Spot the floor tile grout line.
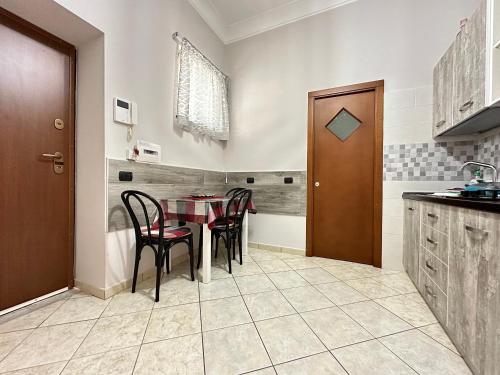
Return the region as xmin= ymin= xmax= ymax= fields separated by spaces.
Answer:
xmin=259 ymin=284 xmax=353 ymax=374
xmin=0 ymin=328 xmax=38 ymax=366
xmin=366 ymin=295 xmax=431 ymax=329
xmin=270 ymin=350 xmax=333 ymax=370
xmin=416 ymin=325 xmax=463 ymax=357
xmin=233 ymin=270 xmax=275 ymax=372
xmin=129 ymin=270 xmax=170 ymax=375
xmin=39 ymin=297 xmax=113 ymax=329
xmin=60 ymin=295 xmax=116 ymax=374
xmin=0 ymin=295 xmax=74 ymax=370
xmin=272 ymin=283 xmax=344 ymax=368
xmin=197 ymin=276 xmax=207 ymax=375
xmin=375 ymin=336 xmax=422 ymax=375
xmin=337 ymin=300 xmax=414 ymax=338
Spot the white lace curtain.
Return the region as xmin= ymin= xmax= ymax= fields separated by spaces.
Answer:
xmin=175 ymin=38 xmax=230 ymax=140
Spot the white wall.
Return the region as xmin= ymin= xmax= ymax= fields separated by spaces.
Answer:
xmin=52 ymin=0 xmax=228 ymax=290
xmin=56 ymin=0 xmax=226 ymax=170
xmin=225 ymin=0 xmax=479 ymax=269
xmin=74 ymin=35 xmax=106 ymax=288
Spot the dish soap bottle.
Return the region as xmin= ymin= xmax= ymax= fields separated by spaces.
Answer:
xmin=470 ymin=169 xmax=484 ymax=185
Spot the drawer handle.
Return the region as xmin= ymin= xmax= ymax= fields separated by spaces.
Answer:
xmin=435 ymin=120 xmax=446 ymax=128
xmin=427 ymin=213 xmax=438 ymax=219
xmin=408 ymin=207 xmax=415 ymax=211
xmin=459 ymin=100 xmax=474 ymax=112
xmin=465 ymin=225 xmax=488 ymax=237
xmin=425 ymin=261 xmax=436 ymax=272
xmin=425 ymin=285 xmax=437 ymax=298
xmin=426 ymin=237 xmax=438 ymax=246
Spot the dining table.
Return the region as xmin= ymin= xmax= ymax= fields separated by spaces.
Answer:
xmin=159 ymin=195 xmax=255 ymax=283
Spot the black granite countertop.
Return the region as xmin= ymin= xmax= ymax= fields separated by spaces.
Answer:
xmin=402 ymin=192 xmax=500 ymax=214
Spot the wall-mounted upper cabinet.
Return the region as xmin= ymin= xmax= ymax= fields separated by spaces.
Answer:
xmin=433 ymin=0 xmax=500 ymax=137
xmin=433 ymin=44 xmax=455 ymax=136
xmin=452 ymin=0 xmax=486 ymax=126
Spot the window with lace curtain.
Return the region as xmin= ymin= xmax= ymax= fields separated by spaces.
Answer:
xmin=175 ymin=38 xmax=230 ymax=141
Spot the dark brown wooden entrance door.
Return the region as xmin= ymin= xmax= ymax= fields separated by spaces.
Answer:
xmin=0 ymin=9 xmax=75 ymax=310
xmin=307 ymin=81 xmax=383 ymax=266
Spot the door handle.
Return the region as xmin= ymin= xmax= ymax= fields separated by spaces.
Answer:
xmin=425 ymin=285 xmax=437 ymax=298
xmin=41 ymin=152 xmax=64 ymax=174
xmin=425 ymin=261 xmax=436 ymax=272
xmin=459 ymin=100 xmax=474 ymax=112
xmin=426 ymin=237 xmax=438 ymax=246
xmin=42 ymin=152 xmax=63 ymax=159
xmin=435 ymin=120 xmax=446 ymax=128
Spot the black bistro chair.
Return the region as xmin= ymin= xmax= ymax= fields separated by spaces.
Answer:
xmin=196 ymin=187 xmax=246 ymax=269
xmin=225 ymin=187 xmax=245 ymax=198
xmin=203 ymin=189 xmax=252 ymax=274
xmin=121 ymin=190 xmax=195 ymax=302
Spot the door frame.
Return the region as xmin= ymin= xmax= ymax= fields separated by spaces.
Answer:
xmin=0 ymin=8 xmax=76 ymax=287
xmin=306 ymin=80 xmax=384 ymax=267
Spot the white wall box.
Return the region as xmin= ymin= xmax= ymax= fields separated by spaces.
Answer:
xmin=433 ymin=0 xmax=500 ymax=136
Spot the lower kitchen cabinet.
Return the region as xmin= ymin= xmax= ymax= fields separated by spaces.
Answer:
xmin=402 ymin=200 xmax=420 ymax=283
xmin=403 ymin=198 xmax=500 ymax=375
xmin=447 ymin=208 xmax=500 ymax=375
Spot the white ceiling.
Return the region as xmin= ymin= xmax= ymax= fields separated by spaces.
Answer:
xmin=209 ymin=0 xmax=294 ymax=25
xmin=188 ymin=0 xmax=357 ymax=44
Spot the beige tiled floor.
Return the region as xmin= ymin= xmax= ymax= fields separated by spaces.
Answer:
xmin=0 ymin=247 xmax=472 ymax=375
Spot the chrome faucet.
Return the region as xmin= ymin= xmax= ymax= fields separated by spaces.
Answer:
xmin=461 ymin=161 xmax=498 ymax=183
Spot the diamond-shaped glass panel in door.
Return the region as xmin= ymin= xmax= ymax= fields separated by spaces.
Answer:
xmin=325 ymin=108 xmax=362 ymax=141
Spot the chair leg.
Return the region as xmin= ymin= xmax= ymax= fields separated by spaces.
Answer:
xmin=232 ymin=235 xmax=236 ymax=260
xmin=238 ymin=230 xmax=243 ymax=265
xmin=215 ymin=233 xmax=219 ymax=259
xmin=155 ymin=252 xmax=162 ymax=303
xmin=211 ymin=232 xmax=215 ymax=257
xmin=197 ymin=229 xmax=203 ymax=270
xmin=188 ymin=236 xmax=195 ymax=281
xmin=132 ymin=244 xmax=142 ymax=293
xmin=226 ymin=231 xmax=232 ymax=274
xmin=198 ymin=223 xmax=203 ymax=258
xmin=166 ymin=249 xmax=170 ymax=274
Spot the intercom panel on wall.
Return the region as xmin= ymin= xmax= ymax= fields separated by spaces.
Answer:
xmin=113 ymin=97 xmax=138 ymax=126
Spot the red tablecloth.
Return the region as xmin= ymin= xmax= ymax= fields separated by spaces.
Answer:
xmin=160 ymin=196 xmax=255 ymax=229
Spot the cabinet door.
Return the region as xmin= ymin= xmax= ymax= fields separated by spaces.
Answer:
xmin=453 ymin=0 xmax=486 ymax=124
xmin=433 ymin=44 xmax=454 ymax=136
xmin=403 ymin=200 xmax=420 ymax=284
xmin=448 ymin=208 xmax=500 ymax=375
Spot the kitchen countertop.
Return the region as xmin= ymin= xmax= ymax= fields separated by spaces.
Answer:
xmin=402 ymin=192 xmax=500 ymax=214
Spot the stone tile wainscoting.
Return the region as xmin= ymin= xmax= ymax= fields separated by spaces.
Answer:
xmin=107 ymin=159 xmax=226 ymax=232
xmin=107 ymin=160 xmax=307 ymax=231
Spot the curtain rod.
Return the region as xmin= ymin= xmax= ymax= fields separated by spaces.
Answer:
xmin=172 ymin=32 xmax=227 ymax=78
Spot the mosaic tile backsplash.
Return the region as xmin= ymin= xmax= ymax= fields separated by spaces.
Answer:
xmin=384 ymin=141 xmax=475 ymax=181
xmin=384 ymin=130 xmax=500 ymax=181
xmin=475 ymin=130 xmax=500 ymax=169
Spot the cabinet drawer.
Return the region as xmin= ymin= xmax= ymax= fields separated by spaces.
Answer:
xmin=422 ymin=202 xmax=449 ymax=234
xmin=421 ymin=224 xmax=448 ymax=264
xmin=419 ymin=271 xmax=448 ymax=325
xmin=420 ymin=248 xmax=448 ymax=293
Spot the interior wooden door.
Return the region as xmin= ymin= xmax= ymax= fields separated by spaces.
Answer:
xmin=307 ymin=81 xmax=383 ymax=266
xmin=0 ymin=9 xmax=75 ymax=311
